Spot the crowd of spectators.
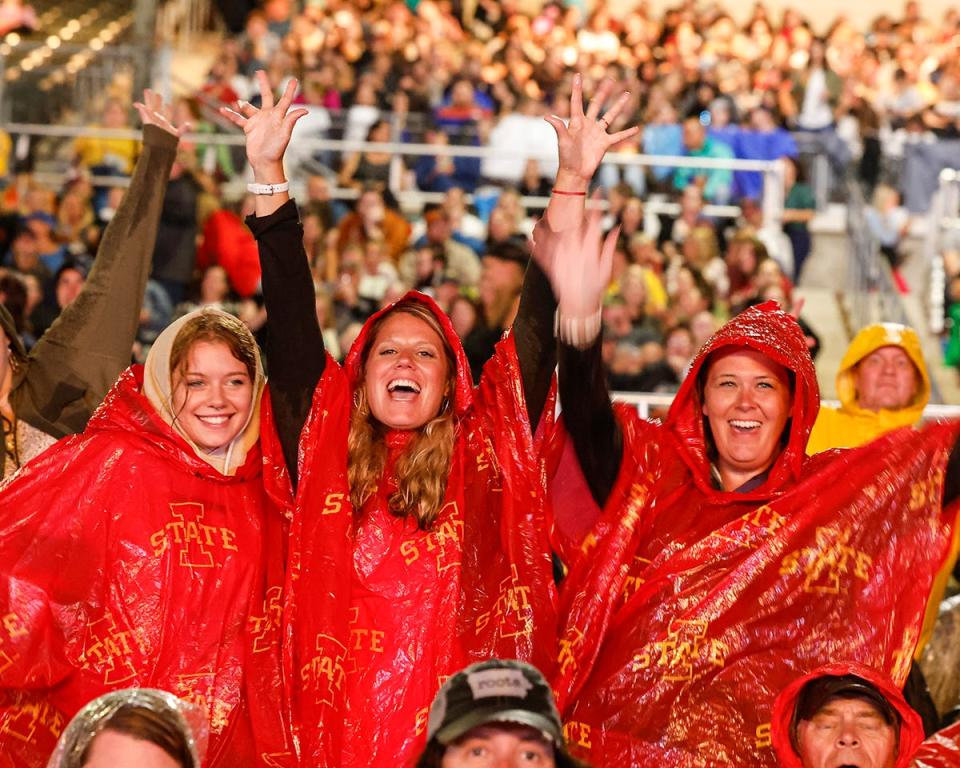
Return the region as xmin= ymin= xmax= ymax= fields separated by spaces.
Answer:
xmin=3 ymin=0 xmax=960 ymax=391
xmin=195 ymin=0 xmax=960 ymax=194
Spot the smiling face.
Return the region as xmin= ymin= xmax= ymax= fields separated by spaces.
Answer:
xmin=440 ymin=724 xmax=556 ymax=768
xmin=701 ymin=348 xmax=793 ymax=490
xmin=854 ymin=346 xmax=919 ymax=412
xmin=171 ymin=340 xmax=254 ymax=451
xmin=363 ymin=310 xmax=451 ymax=431
xmin=796 ymin=698 xmax=897 ymax=768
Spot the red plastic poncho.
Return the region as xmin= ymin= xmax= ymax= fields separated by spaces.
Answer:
xmin=550 ymin=302 xmax=960 ymax=766
xmin=0 ymin=339 xmax=295 ymax=766
xmin=910 ymin=720 xmax=960 ymax=766
xmin=284 ymin=291 xmax=558 ymax=767
xmin=770 ymin=661 xmax=926 ymax=768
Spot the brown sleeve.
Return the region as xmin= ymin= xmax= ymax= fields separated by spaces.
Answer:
xmin=13 ymin=125 xmax=178 ymax=437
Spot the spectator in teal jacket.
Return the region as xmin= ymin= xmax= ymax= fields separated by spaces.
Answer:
xmin=673 ymin=116 xmax=735 ymax=204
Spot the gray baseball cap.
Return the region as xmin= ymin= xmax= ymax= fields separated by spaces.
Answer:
xmin=427 ymin=659 xmax=563 ymax=747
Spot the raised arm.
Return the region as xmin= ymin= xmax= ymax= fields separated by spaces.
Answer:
xmin=515 ymin=75 xmax=638 ymax=435
xmin=526 ymin=75 xmax=636 ymax=504
xmin=221 ymin=72 xmax=322 ymax=486
xmin=533 ymin=195 xmax=625 ymax=507
xmin=14 ymin=92 xmax=183 ymax=438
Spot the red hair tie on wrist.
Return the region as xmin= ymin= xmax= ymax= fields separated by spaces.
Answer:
xmin=551 ymin=189 xmax=587 ymax=196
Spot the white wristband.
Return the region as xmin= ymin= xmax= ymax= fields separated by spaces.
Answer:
xmin=555 ymin=308 xmax=603 ymax=349
xmin=247 ymin=180 xmax=290 ymax=195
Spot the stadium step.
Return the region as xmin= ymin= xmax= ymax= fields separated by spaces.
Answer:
xmin=800 ymin=221 xmax=960 ymax=405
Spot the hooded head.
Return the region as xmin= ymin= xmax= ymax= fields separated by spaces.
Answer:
xmin=143 ymin=308 xmax=264 ymax=477
xmin=836 ymin=324 xmax=929 ymax=418
xmin=771 ymin=662 xmax=925 ymax=768
xmin=345 ymin=291 xmax=468 ymax=426
xmin=665 ymin=302 xmax=819 ymax=495
xmin=47 ymin=688 xmax=208 ymax=768
xmin=344 ymin=291 xmax=471 ymax=528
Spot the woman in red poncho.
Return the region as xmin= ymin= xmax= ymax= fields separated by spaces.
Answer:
xmin=533 ymin=201 xmax=960 ymax=764
xmin=0 ymin=308 xmax=295 ymax=767
xmin=219 ymin=71 xmax=639 ymax=765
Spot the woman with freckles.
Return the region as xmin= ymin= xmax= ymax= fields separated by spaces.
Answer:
xmin=221 ymin=71 xmax=638 ymax=766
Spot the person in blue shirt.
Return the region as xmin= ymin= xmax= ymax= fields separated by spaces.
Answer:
xmin=672 ymin=117 xmax=735 ymax=204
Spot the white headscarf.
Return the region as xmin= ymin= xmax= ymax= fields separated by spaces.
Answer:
xmin=143 ymin=308 xmax=264 ymax=476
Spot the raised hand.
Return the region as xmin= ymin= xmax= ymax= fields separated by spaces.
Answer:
xmin=219 ymin=70 xmax=308 ymax=179
xmin=133 ymin=89 xmax=191 ymax=138
xmin=544 ymin=74 xmax=639 ymax=190
xmin=532 ymin=193 xmax=619 ymax=322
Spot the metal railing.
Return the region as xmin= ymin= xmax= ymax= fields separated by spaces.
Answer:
xmin=842 ymin=175 xmax=945 ymax=403
xmin=926 ymin=169 xmax=960 ymax=335
xmin=844 ymin=177 xmax=909 ymax=332
xmin=793 ymin=130 xmax=846 ymax=210
xmin=0 ymin=42 xmax=141 ymax=123
xmin=0 ymin=121 xmax=788 ymax=224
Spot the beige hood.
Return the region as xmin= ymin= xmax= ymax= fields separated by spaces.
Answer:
xmin=143 ymin=307 xmax=264 ymax=476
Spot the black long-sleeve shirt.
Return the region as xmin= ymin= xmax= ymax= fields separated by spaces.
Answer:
xmin=247 ymin=199 xmax=556 ymax=487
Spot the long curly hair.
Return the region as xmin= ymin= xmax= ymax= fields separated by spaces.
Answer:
xmin=347 ymin=302 xmax=457 ymax=530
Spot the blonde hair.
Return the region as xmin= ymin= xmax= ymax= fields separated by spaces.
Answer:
xmin=347 ymin=302 xmax=457 ymax=530
xmin=685 ymin=226 xmax=720 ymax=267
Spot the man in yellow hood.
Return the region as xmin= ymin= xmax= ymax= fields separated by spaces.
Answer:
xmin=807 ymin=322 xmax=930 ymax=455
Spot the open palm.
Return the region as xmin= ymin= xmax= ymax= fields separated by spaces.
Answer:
xmin=219 ymin=70 xmax=308 ymax=171
xmin=133 ymin=89 xmax=191 ymax=138
xmin=545 ymin=74 xmax=639 ymax=184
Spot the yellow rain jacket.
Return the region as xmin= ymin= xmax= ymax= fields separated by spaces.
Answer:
xmin=809 ymin=323 xmax=956 ymax=658
xmin=807 ymin=322 xmax=930 ymax=455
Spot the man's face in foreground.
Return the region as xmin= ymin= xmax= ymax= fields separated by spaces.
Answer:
xmin=441 ymin=723 xmax=556 ymax=767
xmin=796 ymin=697 xmax=897 ymax=768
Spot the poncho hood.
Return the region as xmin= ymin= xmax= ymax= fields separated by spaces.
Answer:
xmin=771 ymin=662 xmax=926 ymax=768
xmin=664 ymin=301 xmax=820 ymax=495
xmin=142 ymin=307 xmax=265 ymax=476
xmin=835 ymin=322 xmax=930 ymax=417
xmin=343 ymin=290 xmax=473 ymax=418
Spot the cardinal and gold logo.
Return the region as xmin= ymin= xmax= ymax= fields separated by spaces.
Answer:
xmin=149 ymin=502 xmax=239 ymax=568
